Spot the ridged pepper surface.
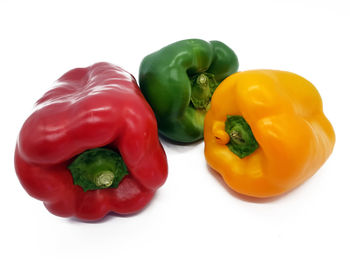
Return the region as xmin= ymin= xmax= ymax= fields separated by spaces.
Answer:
xmin=15 ymin=62 xmax=168 ymax=220
xmin=139 ymin=39 xmax=239 ymax=143
xmin=204 ymin=70 xmax=335 ymax=198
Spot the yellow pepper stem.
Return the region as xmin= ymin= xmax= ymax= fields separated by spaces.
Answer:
xmin=225 ymin=115 xmax=259 ymax=158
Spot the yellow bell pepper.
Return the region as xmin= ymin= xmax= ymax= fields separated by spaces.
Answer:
xmin=204 ymin=70 xmax=335 ymax=198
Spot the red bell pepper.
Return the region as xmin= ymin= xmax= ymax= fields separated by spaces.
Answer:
xmin=14 ymin=62 xmax=168 ymax=221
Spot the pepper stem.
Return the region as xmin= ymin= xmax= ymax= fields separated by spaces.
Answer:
xmin=68 ymin=148 xmax=128 ymax=192
xmin=225 ymin=115 xmax=259 ymax=158
xmin=95 ymin=171 xmax=115 ymax=188
xmin=190 ymin=73 xmax=218 ymax=110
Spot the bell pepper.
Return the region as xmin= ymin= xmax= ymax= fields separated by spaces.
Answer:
xmin=139 ymin=39 xmax=239 ymax=143
xmin=204 ymin=70 xmax=335 ymax=198
xmin=14 ymin=62 xmax=168 ymax=220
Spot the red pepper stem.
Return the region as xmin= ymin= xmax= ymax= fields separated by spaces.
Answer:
xmin=68 ymin=148 xmax=128 ymax=192
xmin=94 ymin=171 xmax=115 ymax=188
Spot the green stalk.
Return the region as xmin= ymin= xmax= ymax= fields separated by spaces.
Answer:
xmin=225 ymin=115 xmax=259 ymax=158
xmin=190 ymin=73 xmax=218 ymax=110
xmin=68 ymin=148 xmax=128 ymax=192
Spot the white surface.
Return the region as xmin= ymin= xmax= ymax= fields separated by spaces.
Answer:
xmin=1 ymin=0 xmax=349 ymax=262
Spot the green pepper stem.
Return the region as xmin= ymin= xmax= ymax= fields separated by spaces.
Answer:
xmin=225 ymin=115 xmax=259 ymax=158
xmin=198 ymin=74 xmax=208 ymax=85
xmin=68 ymin=148 xmax=128 ymax=192
xmin=190 ymin=73 xmax=218 ymax=110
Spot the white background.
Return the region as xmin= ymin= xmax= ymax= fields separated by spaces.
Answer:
xmin=1 ymin=0 xmax=349 ymax=262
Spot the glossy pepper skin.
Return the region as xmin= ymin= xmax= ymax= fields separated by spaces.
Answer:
xmin=15 ymin=62 xmax=168 ymax=221
xmin=204 ymin=70 xmax=335 ymax=198
xmin=139 ymin=39 xmax=239 ymax=143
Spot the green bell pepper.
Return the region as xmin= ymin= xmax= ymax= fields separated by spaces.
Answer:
xmin=139 ymin=39 xmax=239 ymax=143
